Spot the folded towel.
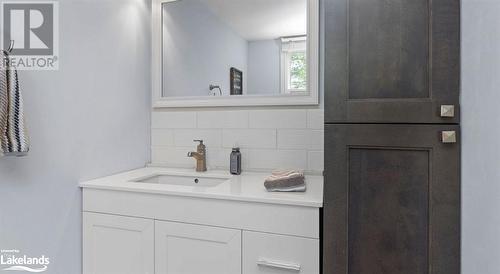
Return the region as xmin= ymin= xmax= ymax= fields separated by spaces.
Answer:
xmin=0 ymin=50 xmax=29 ymax=157
xmin=271 ymin=169 xmax=304 ymax=177
xmin=264 ymin=170 xmax=306 ymax=192
xmin=265 ymin=184 xmax=306 ymax=192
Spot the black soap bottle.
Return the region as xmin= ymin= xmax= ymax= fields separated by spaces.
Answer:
xmin=230 ymin=147 xmax=242 ymax=175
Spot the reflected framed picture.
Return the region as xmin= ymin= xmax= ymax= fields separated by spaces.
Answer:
xmin=230 ymin=67 xmax=243 ymax=95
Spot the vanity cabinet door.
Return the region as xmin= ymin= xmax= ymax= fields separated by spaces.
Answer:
xmin=323 ymin=124 xmax=460 ymax=274
xmin=155 ymin=220 xmax=241 ymax=274
xmin=83 ymin=212 xmax=154 ymax=274
xmin=324 ymin=0 xmax=460 ymax=124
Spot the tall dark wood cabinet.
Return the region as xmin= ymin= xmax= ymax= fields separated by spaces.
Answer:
xmin=323 ymin=0 xmax=461 ymax=273
xmin=324 ymin=0 xmax=460 ymax=124
xmin=323 ymin=125 xmax=460 ymax=274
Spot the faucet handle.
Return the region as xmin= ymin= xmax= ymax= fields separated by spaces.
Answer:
xmin=193 ymin=139 xmax=204 ymax=144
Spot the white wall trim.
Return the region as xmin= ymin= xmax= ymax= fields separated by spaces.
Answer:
xmin=151 ymin=0 xmax=320 ymax=108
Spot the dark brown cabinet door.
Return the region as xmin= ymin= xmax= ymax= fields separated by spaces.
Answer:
xmin=323 ymin=124 xmax=460 ymax=274
xmin=324 ymin=0 xmax=460 ymax=124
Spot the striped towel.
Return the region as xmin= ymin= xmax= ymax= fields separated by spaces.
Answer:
xmin=0 ymin=50 xmax=29 ymax=157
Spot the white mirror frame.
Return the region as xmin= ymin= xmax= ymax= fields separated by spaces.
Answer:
xmin=152 ymin=0 xmax=319 ymax=108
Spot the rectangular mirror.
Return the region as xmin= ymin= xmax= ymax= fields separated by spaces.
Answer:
xmin=152 ymin=0 xmax=319 ymax=108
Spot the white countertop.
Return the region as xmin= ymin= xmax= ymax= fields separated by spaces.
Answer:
xmin=79 ymin=167 xmax=324 ymax=208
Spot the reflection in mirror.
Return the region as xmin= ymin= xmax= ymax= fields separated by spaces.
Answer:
xmin=162 ymin=0 xmax=308 ymax=98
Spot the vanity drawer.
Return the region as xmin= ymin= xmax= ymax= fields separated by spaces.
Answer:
xmin=243 ymin=231 xmax=319 ymax=274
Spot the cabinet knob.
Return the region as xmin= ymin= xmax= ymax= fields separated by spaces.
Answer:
xmin=441 ymin=131 xmax=457 ymax=144
xmin=440 ymin=105 xmax=455 ymax=118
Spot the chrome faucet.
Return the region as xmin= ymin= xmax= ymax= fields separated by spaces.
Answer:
xmin=187 ymin=140 xmax=207 ymax=172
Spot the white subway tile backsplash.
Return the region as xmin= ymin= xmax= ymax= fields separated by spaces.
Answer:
xmin=197 ymin=111 xmax=249 ymax=129
xmin=151 ymin=129 xmax=174 ymax=146
xmin=277 ymin=130 xmax=324 ymax=150
xmin=308 ymin=151 xmax=324 ymax=172
xmin=152 ymin=146 xmax=195 ymax=168
xmin=307 ymin=110 xmax=324 ymax=129
xmin=223 ymin=129 xmax=276 ymax=149
xmin=152 ymin=146 xmax=228 ymax=170
xmin=310 ymin=130 xmax=324 ymax=150
xmin=207 ymin=148 xmax=231 ymax=169
xmin=174 ymin=129 xmax=222 ymax=148
xmin=152 ymin=111 xmax=197 ymax=129
xmin=277 ymin=130 xmax=310 ymax=149
xmin=249 ymin=110 xmax=307 ymax=129
xmin=151 ymin=109 xmax=324 ymax=172
xmin=245 ymin=149 xmax=308 ymax=170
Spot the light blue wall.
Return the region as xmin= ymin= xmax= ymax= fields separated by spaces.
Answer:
xmin=0 ymin=0 xmax=151 ymax=273
xmin=462 ymin=0 xmax=500 ymax=273
xmin=247 ymin=39 xmax=281 ymax=95
xmin=162 ymin=0 xmax=248 ymax=97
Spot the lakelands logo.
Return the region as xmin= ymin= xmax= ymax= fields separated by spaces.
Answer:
xmin=0 ymin=250 xmax=49 ymax=273
xmin=1 ymin=1 xmax=59 ymax=70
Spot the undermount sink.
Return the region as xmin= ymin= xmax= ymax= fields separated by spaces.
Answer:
xmin=131 ymin=174 xmax=230 ymax=187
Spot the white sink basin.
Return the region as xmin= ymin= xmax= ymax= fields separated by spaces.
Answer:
xmin=131 ymin=174 xmax=230 ymax=187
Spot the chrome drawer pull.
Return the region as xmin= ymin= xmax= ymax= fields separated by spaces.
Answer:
xmin=257 ymin=258 xmax=301 ymax=272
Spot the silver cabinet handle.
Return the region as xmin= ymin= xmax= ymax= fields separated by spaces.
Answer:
xmin=441 ymin=131 xmax=457 ymax=143
xmin=257 ymin=258 xmax=301 ymax=271
xmin=440 ymin=105 xmax=455 ymax=118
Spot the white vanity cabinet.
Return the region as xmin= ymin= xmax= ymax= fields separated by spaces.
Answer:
xmin=83 ymin=213 xmax=154 ymax=274
xmin=83 ymin=211 xmax=319 ymax=274
xmin=155 ymin=221 xmax=241 ymax=274
xmin=81 ymin=168 xmax=323 ymax=274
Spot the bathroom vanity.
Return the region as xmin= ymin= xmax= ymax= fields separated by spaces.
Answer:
xmin=81 ymin=0 xmax=325 ymax=273
xmin=80 ymin=168 xmax=323 ymax=274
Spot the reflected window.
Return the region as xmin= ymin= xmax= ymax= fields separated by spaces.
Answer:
xmin=281 ymin=36 xmax=307 ymax=95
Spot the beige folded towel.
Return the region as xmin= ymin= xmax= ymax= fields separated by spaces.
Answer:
xmin=264 ymin=170 xmax=306 ymax=192
xmin=271 ymin=169 xmax=304 ymax=177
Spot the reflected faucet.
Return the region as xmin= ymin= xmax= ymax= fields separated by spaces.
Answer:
xmin=187 ymin=140 xmax=207 ymax=172
xmin=209 ymin=84 xmax=222 ymax=96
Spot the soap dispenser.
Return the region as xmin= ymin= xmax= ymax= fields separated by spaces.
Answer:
xmin=230 ymin=147 xmax=241 ymax=175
